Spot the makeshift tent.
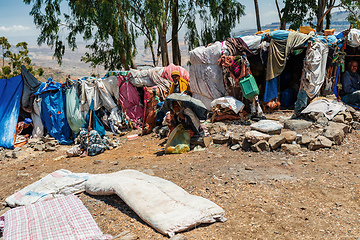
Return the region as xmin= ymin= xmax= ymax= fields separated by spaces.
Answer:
xmin=35 ymin=79 xmax=73 ymax=145
xmin=0 ymin=75 xmax=23 ymax=149
xmin=20 ymin=65 xmax=42 ymax=112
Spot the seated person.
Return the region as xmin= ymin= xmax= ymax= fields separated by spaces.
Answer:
xmin=169 ymin=101 xmax=201 ymax=137
xmin=168 ymin=70 xmax=191 ymax=94
xmin=16 ymin=118 xmax=33 ymax=136
xmin=341 ymin=60 xmax=360 ymax=104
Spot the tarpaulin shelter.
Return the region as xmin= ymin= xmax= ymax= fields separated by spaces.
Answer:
xmin=35 ymin=79 xmax=73 ymax=144
xmin=0 ymin=75 xmax=23 ymax=149
xmin=20 ymin=65 xmax=42 ymax=112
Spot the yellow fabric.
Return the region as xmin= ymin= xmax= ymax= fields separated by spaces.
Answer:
xmin=171 ymin=70 xmax=180 ymax=76
xmin=169 ymin=78 xmax=190 ymax=95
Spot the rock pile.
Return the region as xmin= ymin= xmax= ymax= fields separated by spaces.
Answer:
xmin=203 ymin=107 xmax=358 ymax=155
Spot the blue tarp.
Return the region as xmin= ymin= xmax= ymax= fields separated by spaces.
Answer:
xmin=40 ymin=87 xmax=73 ymax=144
xmin=83 ymin=100 xmax=105 ymax=137
xmin=0 ymin=75 xmax=23 ymax=149
xmin=34 ymin=78 xmax=62 ymax=95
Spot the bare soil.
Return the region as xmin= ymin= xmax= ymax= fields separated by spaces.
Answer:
xmin=1 ymin=113 xmax=360 ymax=239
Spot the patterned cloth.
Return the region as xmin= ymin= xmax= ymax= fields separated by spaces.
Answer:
xmin=0 ymin=195 xmax=112 ymax=240
xmin=75 ymin=128 xmax=107 ymax=156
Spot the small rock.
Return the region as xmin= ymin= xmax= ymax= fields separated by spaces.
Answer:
xmin=251 ymin=140 xmax=270 ymax=152
xmin=93 ymin=160 xmax=103 ymax=164
xmin=327 ymin=122 xmax=349 ymax=133
xmin=339 ymin=111 xmax=353 ymax=122
xmin=308 ymin=136 xmax=333 ymax=150
xmin=231 ymin=144 xmax=241 ymax=151
xmin=316 ymin=116 xmax=329 ymax=127
xmin=323 ymin=126 xmax=345 ymax=145
xmin=351 ymin=121 xmax=360 ymax=130
xmin=268 ymin=135 xmax=286 ymax=150
xmin=108 ymin=146 xmax=113 ymax=150
xmin=12 ymin=151 xmax=21 ymax=159
xmin=250 ymin=120 xmax=283 ymax=135
xmin=33 ymin=143 xmax=45 ymax=151
xmin=245 ymin=166 xmax=253 ymax=171
xmin=332 ymin=114 xmax=345 ymax=123
xmin=5 ymin=152 xmax=12 ymax=158
xmin=280 ymin=131 xmax=297 ymax=143
xmin=284 ymin=119 xmax=312 ymax=130
xmin=53 ymin=155 xmax=67 ymax=161
xmin=113 ymin=161 xmax=119 ymax=165
xmin=212 ymin=134 xmax=229 ymax=144
xmin=170 ymin=234 xmax=187 ymax=240
xmin=296 ymin=135 xmax=313 ymax=145
xmin=245 ymin=130 xmax=270 ymax=144
xmin=45 ymin=146 xmax=56 ymax=152
xmin=230 ymin=132 xmax=245 ymax=145
xmin=281 ymin=144 xmax=301 ymax=155
xmin=308 ymin=112 xmax=325 ymax=122
xmin=142 ymin=169 xmax=155 ymax=176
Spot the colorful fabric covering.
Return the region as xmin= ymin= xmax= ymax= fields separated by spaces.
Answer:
xmin=0 ymin=195 xmax=111 ymax=240
xmin=0 ymin=75 xmax=23 ymax=149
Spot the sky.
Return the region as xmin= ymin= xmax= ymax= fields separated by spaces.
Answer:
xmin=0 ymin=0 xmax=281 ymax=45
xmin=0 ymin=0 xmax=281 ymax=72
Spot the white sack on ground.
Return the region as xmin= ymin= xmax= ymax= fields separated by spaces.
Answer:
xmin=347 ymin=29 xmax=360 ymax=47
xmin=85 ymin=170 xmax=226 ymax=237
xmin=211 ymin=96 xmax=244 ymax=114
xmin=301 ymin=98 xmax=347 ymax=120
xmin=301 ymin=39 xmax=329 ymax=99
xmin=6 ymin=169 xmax=89 ymax=207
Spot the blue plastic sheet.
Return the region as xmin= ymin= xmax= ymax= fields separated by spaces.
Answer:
xmin=83 ymin=100 xmax=105 ymax=137
xmin=40 ymin=88 xmax=73 ymax=144
xmin=34 ymin=78 xmax=62 ymax=95
xmin=263 ymin=77 xmax=278 ymax=102
xmin=270 ymin=30 xmax=289 ymax=41
xmin=0 ymin=75 xmax=23 ymax=149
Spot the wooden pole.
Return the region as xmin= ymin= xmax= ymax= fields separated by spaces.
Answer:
xmin=86 ymin=109 xmax=93 ymax=156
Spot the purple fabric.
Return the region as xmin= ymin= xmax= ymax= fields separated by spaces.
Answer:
xmin=117 ymin=75 xmax=144 ymax=122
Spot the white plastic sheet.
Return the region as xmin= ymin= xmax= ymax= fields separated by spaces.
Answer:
xmin=129 ymin=69 xmax=154 ymax=87
xmin=347 ymin=29 xmax=360 ymax=47
xmin=30 ymin=98 xmax=44 ymax=138
xmin=301 ymin=39 xmax=329 ymax=99
xmin=211 ymin=96 xmax=244 ymax=114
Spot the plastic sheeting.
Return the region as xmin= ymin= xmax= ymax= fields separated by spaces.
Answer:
xmin=189 ymin=41 xmax=228 ymax=109
xmin=83 ymin=100 xmax=105 ymax=137
xmin=118 ymin=76 xmax=144 ymax=123
xmin=20 ymin=65 xmax=41 ymax=112
xmin=347 ymin=29 xmax=360 ymax=47
xmin=81 ymin=80 xmax=102 ymax=112
xmin=40 ymin=88 xmax=73 ymax=144
xmin=161 ymin=63 xmax=190 ymax=82
xmin=239 ymin=35 xmax=262 ymax=50
xmin=34 ymin=78 xmax=62 ymax=95
xmin=30 ymin=98 xmax=44 ymax=138
xmin=0 ymin=75 xmax=23 ymax=149
xmin=211 ymin=96 xmax=244 ymax=114
xmin=101 ymin=76 xmax=119 ymax=101
xmin=301 ymin=39 xmax=329 ymax=98
xmin=66 ymin=86 xmax=86 ymax=134
xmin=129 ymin=69 xmax=153 ymax=87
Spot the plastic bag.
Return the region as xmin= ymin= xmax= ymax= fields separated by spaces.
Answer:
xmin=165 ymin=124 xmax=190 ymax=154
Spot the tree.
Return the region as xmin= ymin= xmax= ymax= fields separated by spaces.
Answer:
xmin=0 ymin=37 xmax=11 ymax=67
xmin=254 ymin=0 xmax=261 ymax=31
xmin=0 ymin=37 xmax=42 ymax=79
xmin=186 ymin=0 xmax=245 ymax=48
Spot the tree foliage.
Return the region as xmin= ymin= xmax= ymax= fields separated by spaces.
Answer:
xmin=0 ymin=37 xmax=44 ymax=79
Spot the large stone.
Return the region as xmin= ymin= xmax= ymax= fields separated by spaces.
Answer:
xmin=230 ymin=132 xmax=245 ymax=145
xmin=308 ymin=136 xmax=333 ymax=150
xmin=308 ymin=112 xmax=325 ymax=122
xmin=41 ymin=135 xmax=56 ymax=143
xmin=332 ymin=114 xmax=345 ymax=123
xmin=327 ymin=122 xmax=350 ymax=133
xmin=251 ymin=140 xmax=270 ymax=152
xmin=296 ymin=135 xmax=314 ymax=145
xmin=351 ymin=111 xmax=360 ymax=122
xmin=323 ymin=126 xmax=345 ymax=145
xmin=280 ymin=131 xmax=297 ymax=143
xmin=268 ymin=135 xmax=286 ymax=150
xmin=212 ymin=134 xmax=229 ymax=144
xmin=316 ymin=116 xmax=329 ymax=127
xmin=250 ymin=120 xmax=283 ymax=135
xmin=281 ymin=144 xmax=301 ymax=155
xmin=245 ymin=130 xmax=271 ymax=144
xmin=190 ymin=136 xmax=211 ymax=148
xmin=33 ymin=142 xmax=45 ymax=151
xmin=284 ymin=119 xmax=312 ymax=130
xmin=341 ymin=111 xmax=353 ymax=122
xmin=209 ymin=122 xmax=227 ymax=134
xmin=5 ymin=152 xmax=12 ymax=158
xmin=351 ymin=121 xmax=360 ymax=130
xmin=45 ymin=146 xmax=56 ymax=152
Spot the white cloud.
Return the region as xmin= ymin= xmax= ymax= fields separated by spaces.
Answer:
xmin=0 ymin=25 xmax=31 ymax=32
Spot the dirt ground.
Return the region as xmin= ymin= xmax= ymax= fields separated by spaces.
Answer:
xmin=1 ymin=111 xmax=360 ymax=239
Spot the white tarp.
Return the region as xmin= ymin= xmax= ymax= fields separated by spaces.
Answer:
xmin=81 ymin=80 xmax=102 ymax=111
xmin=30 ymin=98 xmax=44 ymax=138
xmin=240 ymin=35 xmax=262 ymax=50
xmin=101 ymin=76 xmax=119 ymax=101
xmin=301 ymin=39 xmax=329 ymax=99
xmin=211 ymin=96 xmax=244 ymax=114
xmin=190 ymin=42 xmax=228 ymax=109
xmin=347 ymin=28 xmax=360 ymax=47
xmin=301 ymin=98 xmax=347 ymax=120
xmin=129 ymin=69 xmax=154 ymax=87
xmin=6 ymin=169 xmax=226 ymax=237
